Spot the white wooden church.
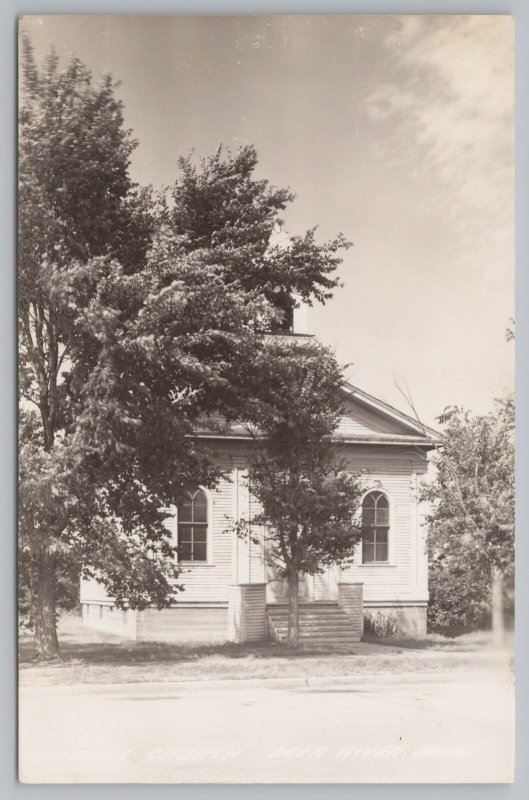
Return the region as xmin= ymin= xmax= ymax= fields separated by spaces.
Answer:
xmin=81 ymin=228 xmax=440 ymax=645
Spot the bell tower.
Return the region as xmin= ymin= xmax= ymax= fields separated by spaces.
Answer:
xmin=268 ymin=223 xmax=310 ymax=336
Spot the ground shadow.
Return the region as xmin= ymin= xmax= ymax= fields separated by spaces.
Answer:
xmin=18 ymin=635 xmax=371 ymax=668
xmin=19 ymin=616 xmax=495 ymax=670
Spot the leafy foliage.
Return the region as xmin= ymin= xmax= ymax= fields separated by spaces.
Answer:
xmin=165 ymin=147 xmax=349 ymax=328
xmin=18 ymin=42 xmax=350 ymax=656
xmin=427 ymin=560 xmax=491 ymax=633
xmin=363 ymin=612 xmax=398 ymax=639
xmin=424 ymin=396 xmax=515 ymax=633
xmin=227 ymin=339 xmax=362 ymax=645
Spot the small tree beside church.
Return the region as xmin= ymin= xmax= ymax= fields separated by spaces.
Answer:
xmin=230 ymin=338 xmax=363 ymax=648
xmin=423 ymin=396 xmax=515 ymax=639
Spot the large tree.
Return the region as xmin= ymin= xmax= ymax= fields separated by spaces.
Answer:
xmin=423 ymin=396 xmax=515 ymax=639
xmin=229 ymin=339 xmax=363 ymax=648
xmin=19 ymin=43 xmax=350 ymax=658
xmin=18 ymin=41 xmax=160 ymax=657
xmin=165 ymin=145 xmax=349 ymax=330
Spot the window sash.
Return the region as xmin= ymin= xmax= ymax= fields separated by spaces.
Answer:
xmin=177 ymin=522 xmax=208 ymax=562
xmin=362 ymin=525 xmax=389 ymax=563
xmin=179 ymin=490 xmax=207 ymax=523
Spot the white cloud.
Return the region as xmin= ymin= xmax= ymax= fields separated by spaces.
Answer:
xmin=363 ymin=16 xmax=514 ymax=257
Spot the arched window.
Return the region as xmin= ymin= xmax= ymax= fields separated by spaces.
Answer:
xmin=177 ymin=489 xmax=208 ymax=562
xmin=361 ymin=491 xmax=389 ymax=563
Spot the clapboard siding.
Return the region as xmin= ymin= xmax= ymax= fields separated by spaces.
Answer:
xmin=248 ymin=486 xmax=266 ymax=584
xmin=80 ymin=437 xmax=430 ymax=632
xmin=243 ymin=585 xmax=268 ymax=641
xmin=228 ymin=584 xmax=267 ymax=642
xmin=336 ymin=397 xmax=418 ymax=437
xmin=82 ymin=603 xmax=138 ymax=639
xmin=169 ymin=465 xmax=233 ymax=602
xmin=172 ymin=445 xmax=266 ymax=602
xmin=80 ymin=577 xmax=113 ymax=604
xmin=337 ymin=583 xmax=364 ymax=635
xmin=137 ymin=606 xmax=227 ymax=642
xmin=199 ymin=396 xmax=427 ymax=441
xmin=339 ymin=445 xmax=429 ymax=603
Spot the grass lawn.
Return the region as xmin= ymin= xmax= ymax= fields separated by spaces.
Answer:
xmin=19 ymin=614 xmax=513 ymax=687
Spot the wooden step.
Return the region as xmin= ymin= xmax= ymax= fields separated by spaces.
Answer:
xmin=268 ymin=611 xmax=352 ymax=620
xmin=271 ymin=624 xmax=353 ymax=630
xmin=274 ymin=634 xmax=361 ymax=644
xmin=268 ymin=603 xmax=342 ymax=610
xmin=268 ymin=609 xmax=350 ymax=616
xmin=268 ymin=613 xmax=350 ymax=620
xmin=267 ymin=602 xmax=362 ymax=644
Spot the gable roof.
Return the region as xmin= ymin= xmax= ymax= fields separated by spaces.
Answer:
xmin=337 ymin=382 xmax=442 ymax=448
xmin=195 ymin=380 xmax=442 ymax=450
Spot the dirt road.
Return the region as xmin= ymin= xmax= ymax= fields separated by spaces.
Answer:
xmin=19 ymin=668 xmax=514 ymax=783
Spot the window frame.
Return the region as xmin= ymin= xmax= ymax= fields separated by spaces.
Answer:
xmin=174 ymin=488 xmax=213 ymax=565
xmin=360 ymin=490 xmax=392 ymax=565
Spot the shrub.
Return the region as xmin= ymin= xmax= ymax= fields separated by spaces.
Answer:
xmin=364 ymin=611 xmax=398 ymax=639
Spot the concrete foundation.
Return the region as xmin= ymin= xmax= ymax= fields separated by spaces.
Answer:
xmin=82 ymin=602 xmax=138 ymax=640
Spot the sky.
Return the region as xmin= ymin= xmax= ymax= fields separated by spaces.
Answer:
xmin=20 ymin=14 xmax=515 ymax=428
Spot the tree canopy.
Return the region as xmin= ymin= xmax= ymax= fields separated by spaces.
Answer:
xmin=423 ymin=396 xmax=515 ymax=633
xmin=228 ymin=338 xmax=363 ymax=647
xmin=165 ymin=147 xmax=349 ymax=328
xmin=18 ymin=41 xmax=351 ymax=657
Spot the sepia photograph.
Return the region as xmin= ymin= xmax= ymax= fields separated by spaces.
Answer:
xmin=18 ymin=14 xmax=515 ymax=783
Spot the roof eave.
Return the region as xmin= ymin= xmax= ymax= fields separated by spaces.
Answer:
xmin=194 ymin=431 xmax=441 ymax=449
xmin=341 ymin=381 xmax=442 ymax=441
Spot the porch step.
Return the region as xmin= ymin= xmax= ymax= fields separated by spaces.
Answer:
xmin=267 ymin=602 xmax=361 ymax=645
xmin=269 ymin=627 xmax=356 ymax=636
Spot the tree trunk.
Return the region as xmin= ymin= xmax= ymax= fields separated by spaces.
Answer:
xmin=286 ymin=569 xmax=300 ymax=648
xmin=34 ymin=553 xmax=59 ymax=660
xmin=491 ymin=565 xmax=504 ymax=646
